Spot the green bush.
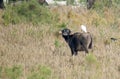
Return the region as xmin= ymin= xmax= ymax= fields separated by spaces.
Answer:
xmin=2 ymin=0 xmax=55 ymax=25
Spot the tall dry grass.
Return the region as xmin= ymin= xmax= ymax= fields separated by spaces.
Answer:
xmin=0 ymin=5 xmax=120 ymax=79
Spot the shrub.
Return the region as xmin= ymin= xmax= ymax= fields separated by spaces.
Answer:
xmin=2 ymin=0 xmax=54 ymax=25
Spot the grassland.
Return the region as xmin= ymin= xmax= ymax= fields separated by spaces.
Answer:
xmin=0 ymin=1 xmax=120 ymax=79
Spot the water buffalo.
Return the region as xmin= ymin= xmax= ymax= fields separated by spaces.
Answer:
xmin=60 ymin=27 xmax=92 ymax=56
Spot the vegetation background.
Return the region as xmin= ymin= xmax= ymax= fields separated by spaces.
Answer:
xmin=0 ymin=0 xmax=120 ymax=79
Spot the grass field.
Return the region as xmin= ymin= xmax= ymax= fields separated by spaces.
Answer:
xmin=0 ymin=3 xmax=120 ymax=79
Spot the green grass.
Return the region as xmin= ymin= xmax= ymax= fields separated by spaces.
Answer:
xmin=85 ymin=53 xmax=97 ymax=64
xmin=0 ymin=67 xmax=2 ymax=77
xmin=54 ymin=39 xmax=61 ymax=48
xmin=0 ymin=65 xmax=51 ymax=79
xmin=0 ymin=66 xmax=22 ymax=79
xmin=27 ymin=65 xmax=51 ymax=79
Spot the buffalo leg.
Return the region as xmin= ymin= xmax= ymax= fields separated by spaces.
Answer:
xmin=82 ymin=44 xmax=89 ymax=53
xmin=70 ymin=48 xmax=77 ymax=56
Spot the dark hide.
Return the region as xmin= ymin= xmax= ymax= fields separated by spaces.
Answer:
xmin=61 ymin=28 xmax=92 ymax=56
xmin=87 ymin=0 xmax=95 ymax=9
xmin=0 ymin=0 xmax=5 ymax=9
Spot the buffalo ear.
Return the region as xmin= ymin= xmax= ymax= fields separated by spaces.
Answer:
xmin=59 ymin=30 xmax=62 ymax=34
